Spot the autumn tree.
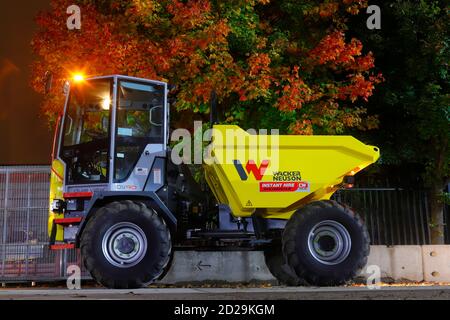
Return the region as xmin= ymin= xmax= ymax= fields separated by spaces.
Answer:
xmin=32 ymin=0 xmax=381 ymax=134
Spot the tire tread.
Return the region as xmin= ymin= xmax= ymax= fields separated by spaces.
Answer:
xmin=282 ymin=200 xmax=370 ymax=286
xmin=80 ymin=201 xmax=172 ymax=289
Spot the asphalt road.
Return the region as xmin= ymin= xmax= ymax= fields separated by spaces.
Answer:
xmin=0 ymin=286 xmax=449 ymax=300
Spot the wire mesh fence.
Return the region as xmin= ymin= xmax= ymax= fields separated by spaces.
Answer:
xmin=0 ymin=166 xmax=88 ymax=282
xmin=0 ymin=165 xmax=448 ymax=282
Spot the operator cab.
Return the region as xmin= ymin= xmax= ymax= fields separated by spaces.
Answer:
xmin=56 ymin=75 xmax=169 ymax=192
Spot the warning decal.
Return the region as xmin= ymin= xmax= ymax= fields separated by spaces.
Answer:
xmin=259 ymin=181 xmax=310 ymax=193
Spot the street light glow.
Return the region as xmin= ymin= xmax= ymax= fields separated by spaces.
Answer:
xmin=72 ymin=74 xmax=85 ymax=82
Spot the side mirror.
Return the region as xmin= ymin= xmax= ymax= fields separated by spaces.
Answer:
xmin=44 ymin=71 xmax=53 ymax=94
xmin=101 ymin=116 xmax=108 ymax=131
xmin=210 ymin=90 xmax=218 ymax=126
xmin=63 ymin=81 xmax=70 ymax=95
xmin=149 ymin=106 xmax=163 ymax=127
xmin=168 ymin=84 xmax=177 ymax=92
xmin=64 ymin=116 xmax=73 ymax=136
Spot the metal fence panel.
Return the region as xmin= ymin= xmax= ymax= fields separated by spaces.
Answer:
xmin=0 ymin=165 xmax=448 ymax=282
xmin=333 ymin=188 xmax=435 ymax=245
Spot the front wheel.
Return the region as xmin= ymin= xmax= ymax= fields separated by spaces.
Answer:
xmin=282 ymin=200 xmax=370 ymax=286
xmin=80 ymin=200 xmax=172 ymax=289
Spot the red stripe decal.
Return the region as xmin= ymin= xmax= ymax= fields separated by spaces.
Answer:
xmin=63 ymin=192 xmax=93 ymax=199
xmin=54 ymin=217 xmax=82 ymax=224
xmin=50 ymin=244 xmax=75 ymax=250
xmin=51 ymin=167 xmax=64 ymax=181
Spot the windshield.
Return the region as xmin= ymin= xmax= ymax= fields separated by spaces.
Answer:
xmin=60 ymin=79 xmax=112 ymax=184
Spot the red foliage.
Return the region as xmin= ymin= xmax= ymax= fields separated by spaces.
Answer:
xmin=309 ymin=31 xmax=363 ymax=68
xmin=31 ymin=0 xmax=382 ymax=134
xmin=167 ymin=0 xmax=211 ymax=30
xmin=276 ymin=66 xmax=316 ymax=112
xmin=338 ymin=73 xmax=384 ymax=102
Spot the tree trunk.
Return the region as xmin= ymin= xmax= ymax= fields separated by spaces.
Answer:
xmin=429 ymin=184 xmax=445 ymax=244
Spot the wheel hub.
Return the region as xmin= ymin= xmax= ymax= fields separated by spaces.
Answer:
xmin=307 ymin=220 xmax=351 ymax=265
xmin=115 ymin=233 xmax=139 ymax=255
xmin=102 ymin=222 xmax=148 ymax=268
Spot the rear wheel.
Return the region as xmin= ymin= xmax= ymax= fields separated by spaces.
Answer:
xmin=81 ymin=200 xmax=172 ymax=289
xmin=264 ymin=242 xmax=301 ymax=286
xmin=282 ymin=200 xmax=370 ymax=286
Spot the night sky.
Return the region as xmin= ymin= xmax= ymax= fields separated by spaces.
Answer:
xmin=0 ymin=1 xmax=52 ymax=165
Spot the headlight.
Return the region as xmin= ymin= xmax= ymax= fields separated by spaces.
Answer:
xmin=51 ymin=199 xmax=65 ymax=213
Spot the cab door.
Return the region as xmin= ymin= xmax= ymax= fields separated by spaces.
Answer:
xmin=112 ymin=79 xmax=167 ymax=192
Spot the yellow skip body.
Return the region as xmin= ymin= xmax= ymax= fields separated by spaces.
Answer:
xmin=204 ymin=125 xmax=380 ymax=220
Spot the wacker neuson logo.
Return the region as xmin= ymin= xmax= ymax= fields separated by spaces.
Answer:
xmin=233 ymin=160 xmax=310 ymax=193
xmin=233 ymin=159 xmax=269 ymax=181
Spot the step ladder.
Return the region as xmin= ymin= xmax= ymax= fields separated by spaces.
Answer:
xmin=50 ymin=217 xmax=83 ymax=250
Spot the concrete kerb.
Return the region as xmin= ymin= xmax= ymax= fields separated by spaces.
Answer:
xmin=422 ymin=245 xmax=450 ymax=282
xmin=160 ymin=251 xmax=275 ymax=284
xmin=158 ymin=246 xmax=448 ymax=284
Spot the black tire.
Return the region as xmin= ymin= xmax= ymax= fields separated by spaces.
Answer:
xmin=282 ymin=200 xmax=370 ymax=286
xmin=264 ymin=242 xmax=301 ymax=286
xmin=80 ymin=200 xmax=172 ymax=289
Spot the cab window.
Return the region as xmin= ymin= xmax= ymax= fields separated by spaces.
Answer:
xmin=114 ymin=81 xmax=165 ymax=182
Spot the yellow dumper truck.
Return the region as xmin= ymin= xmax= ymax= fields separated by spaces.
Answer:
xmin=48 ymin=75 xmax=380 ymax=288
